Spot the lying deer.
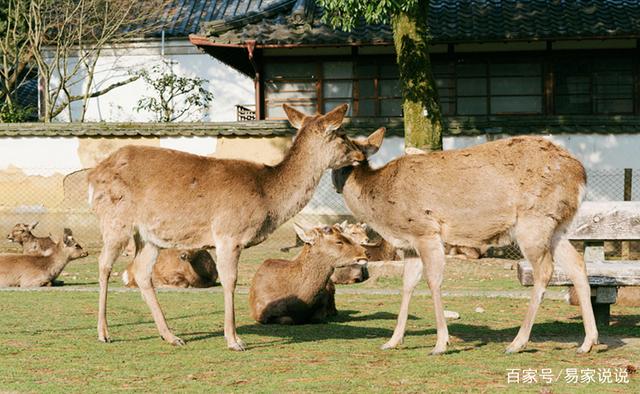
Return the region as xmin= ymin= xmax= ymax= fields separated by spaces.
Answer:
xmin=122 ymin=249 xmax=218 ymax=288
xmin=0 ymin=228 xmax=88 ymax=287
xmin=88 ymin=104 xmax=365 ymax=349
xmin=337 ymin=221 xmax=401 ymax=261
xmin=7 ymin=222 xmax=57 ymax=256
xmin=249 ymin=224 xmax=368 ymax=324
xmin=332 ymin=129 xmax=597 ymax=354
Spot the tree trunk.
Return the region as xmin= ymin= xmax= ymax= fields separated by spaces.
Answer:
xmin=392 ymin=1 xmax=443 ymax=151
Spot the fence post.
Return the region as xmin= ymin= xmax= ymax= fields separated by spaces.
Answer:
xmin=621 ymin=168 xmax=632 ymax=259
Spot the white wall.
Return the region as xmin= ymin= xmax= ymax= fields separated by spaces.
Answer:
xmin=0 ymin=136 xmax=218 ymax=176
xmin=52 ymin=40 xmax=254 ymax=122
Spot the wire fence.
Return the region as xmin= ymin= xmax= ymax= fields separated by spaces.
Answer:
xmin=1 ymin=166 xmax=638 ymax=261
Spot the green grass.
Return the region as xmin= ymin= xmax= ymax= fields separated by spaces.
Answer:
xmin=0 ymin=291 xmax=638 ymax=392
xmin=2 ymin=246 xmax=638 ymax=392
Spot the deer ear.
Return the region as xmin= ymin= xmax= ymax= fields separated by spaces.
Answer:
xmin=283 ymin=104 xmax=306 ymax=129
xmin=322 ymin=103 xmax=348 ymax=133
xmin=293 ymin=223 xmax=316 ymax=245
xmin=364 ymin=127 xmax=385 ymax=156
xmin=338 ymin=220 xmax=348 ymax=230
xmin=29 ymin=221 xmax=39 ymax=230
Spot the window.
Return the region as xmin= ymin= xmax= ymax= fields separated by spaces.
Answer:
xmin=263 ymin=59 xmax=402 ymax=119
xmin=264 ymin=62 xmax=317 ymax=118
xmin=490 ymin=63 xmax=542 ymax=114
xmin=434 ymin=61 xmax=543 ymax=116
xmin=555 ymin=57 xmax=634 ymax=114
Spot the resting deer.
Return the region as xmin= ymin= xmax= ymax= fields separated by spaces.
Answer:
xmin=7 ymin=222 xmax=57 ymax=256
xmin=337 ymin=221 xmax=401 ymax=261
xmin=122 ymin=249 xmax=218 ymax=288
xmin=249 ymin=224 xmax=367 ymax=324
xmin=0 ymin=228 xmax=88 ymax=287
xmin=332 ymin=128 xmax=598 ymax=354
xmin=87 ymin=104 xmax=365 ymax=349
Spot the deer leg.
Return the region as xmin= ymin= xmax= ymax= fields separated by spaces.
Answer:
xmin=552 ymin=237 xmax=598 ymax=353
xmin=506 ymin=250 xmax=553 ymax=353
xmin=133 ymin=243 xmax=184 ymax=346
xmin=416 ymin=237 xmax=449 ymax=355
xmin=216 ymin=242 xmax=245 ymax=351
xmin=381 ymin=258 xmax=423 ymax=350
xmin=507 ymin=221 xmax=554 ymax=353
xmin=97 ymin=240 xmax=125 ymax=343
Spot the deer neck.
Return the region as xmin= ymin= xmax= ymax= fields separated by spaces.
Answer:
xmin=46 ymin=249 xmax=72 ymax=278
xmin=263 ymin=133 xmax=330 ymax=228
xmin=295 ymin=246 xmax=335 ymax=303
xmin=341 ymin=161 xmax=377 ymax=216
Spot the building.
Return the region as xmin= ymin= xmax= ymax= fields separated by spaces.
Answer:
xmin=191 ymin=0 xmax=640 ymax=177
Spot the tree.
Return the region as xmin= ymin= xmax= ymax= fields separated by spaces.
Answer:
xmin=134 ymin=59 xmax=214 ymax=122
xmin=0 ymin=0 xmax=35 ymax=122
xmin=18 ymin=0 xmax=168 ymax=122
xmin=318 ymin=0 xmax=443 ymax=151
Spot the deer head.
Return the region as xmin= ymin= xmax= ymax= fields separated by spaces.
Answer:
xmin=293 ymin=223 xmax=367 ymax=268
xmin=331 ymin=127 xmax=386 ymax=193
xmin=283 ymin=104 xmax=365 ymax=169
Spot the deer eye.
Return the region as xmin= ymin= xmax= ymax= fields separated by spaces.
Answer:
xmin=335 ymin=241 xmax=343 ymax=245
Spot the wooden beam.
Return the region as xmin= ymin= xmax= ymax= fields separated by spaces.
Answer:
xmin=568 ymin=201 xmax=640 ymax=241
xmin=517 ymin=260 xmax=640 ymax=286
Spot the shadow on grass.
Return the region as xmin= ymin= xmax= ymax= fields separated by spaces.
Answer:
xmin=180 ymin=312 xmax=639 ymax=353
xmin=0 ymin=312 xmax=210 ymax=336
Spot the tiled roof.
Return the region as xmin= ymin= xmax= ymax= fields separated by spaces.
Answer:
xmin=158 ymin=0 xmax=286 ymax=37
xmin=2 ymin=116 xmax=640 ymax=137
xmin=199 ymin=0 xmax=640 ymax=45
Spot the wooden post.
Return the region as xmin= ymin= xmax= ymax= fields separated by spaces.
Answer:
xmin=622 ymin=169 xmax=633 ymax=259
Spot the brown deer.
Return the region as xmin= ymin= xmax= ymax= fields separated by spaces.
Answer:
xmin=0 ymin=228 xmax=88 ymax=287
xmin=122 ymin=249 xmax=218 ymax=288
xmin=249 ymin=224 xmax=367 ymax=324
xmin=7 ymin=222 xmax=57 ymax=256
xmin=332 ymin=128 xmax=598 ymax=355
xmin=337 ymin=221 xmax=401 ymax=261
xmin=87 ymin=104 xmax=365 ymax=349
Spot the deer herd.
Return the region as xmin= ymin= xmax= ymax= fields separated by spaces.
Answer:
xmin=0 ymin=103 xmax=600 ymax=356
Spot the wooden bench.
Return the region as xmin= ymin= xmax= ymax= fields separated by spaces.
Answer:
xmin=518 ymin=201 xmax=640 ymax=326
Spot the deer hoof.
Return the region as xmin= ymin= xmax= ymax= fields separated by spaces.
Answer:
xmin=98 ymin=336 xmax=111 ymax=344
xmin=169 ymin=337 xmax=186 ymax=346
xmin=505 ymin=344 xmax=525 ymax=354
xmin=228 ymin=342 xmax=246 ymax=351
xmin=576 ymin=343 xmax=593 ymax=354
xmin=429 ymin=348 xmax=446 ymax=356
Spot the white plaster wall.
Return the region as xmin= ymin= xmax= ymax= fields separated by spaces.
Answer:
xmin=52 ymin=40 xmax=254 ymax=122
xmin=0 ymin=136 xmax=219 ymax=176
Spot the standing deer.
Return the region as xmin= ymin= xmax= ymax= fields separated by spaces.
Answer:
xmin=7 ymin=222 xmax=57 ymax=256
xmin=87 ymin=104 xmax=365 ymax=349
xmin=332 ymin=128 xmax=598 ymax=354
xmin=249 ymin=224 xmax=368 ymax=324
xmin=0 ymin=228 xmax=88 ymax=287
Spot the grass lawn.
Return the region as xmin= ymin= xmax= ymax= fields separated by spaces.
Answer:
xmin=1 ymin=243 xmax=638 ymax=392
xmin=0 ymin=290 xmax=638 ymax=393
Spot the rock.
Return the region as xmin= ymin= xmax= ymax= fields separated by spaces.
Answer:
xmin=444 ymin=310 xmax=460 ymax=319
xmin=474 ymin=307 xmax=485 ymax=313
